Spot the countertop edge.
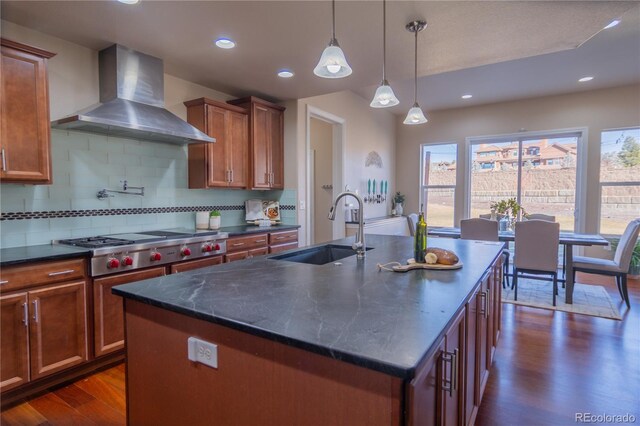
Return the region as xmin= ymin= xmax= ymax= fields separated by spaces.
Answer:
xmin=115 ymin=289 xmax=412 ymax=379
xmin=1 ymin=247 xmax=92 ymax=267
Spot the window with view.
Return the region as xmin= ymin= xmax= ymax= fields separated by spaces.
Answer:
xmin=468 ymin=132 xmax=582 ymax=231
xmin=599 ymin=127 xmax=640 ymax=236
xmin=420 ymin=143 xmax=457 ymax=227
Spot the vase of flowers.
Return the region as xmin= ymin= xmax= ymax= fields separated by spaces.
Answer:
xmin=490 ymin=198 xmax=527 ymax=230
xmin=393 ymin=192 xmax=406 ymax=216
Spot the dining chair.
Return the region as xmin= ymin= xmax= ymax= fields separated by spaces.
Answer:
xmin=407 ymin=213 xmax=419 ymax=237
xmin=461 ymin=218 xmax=510 ymax=288
xmin=513 ymin=220 xmax=561 ymax=306
xmin=571 ymin=218 xmax=640 ymax=308
xmin=526 ymin=213 xmax=556 ymax=222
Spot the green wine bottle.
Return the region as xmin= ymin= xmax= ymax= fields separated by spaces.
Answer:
xmin=414 ymin=205 xmax=427 ymax=263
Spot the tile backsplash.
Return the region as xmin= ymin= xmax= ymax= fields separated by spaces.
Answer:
xmin=0 ymin=130 xmax=296 ymax=248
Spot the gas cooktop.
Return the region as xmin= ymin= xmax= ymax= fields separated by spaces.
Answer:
xmin=57 ymin=229 xmax=223 ymax=248
xmin=56 ymin=229 xmax=228 ymax=277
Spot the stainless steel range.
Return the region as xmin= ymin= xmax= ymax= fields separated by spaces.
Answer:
xmin=57 ymin=229 xmax=228 ymax=277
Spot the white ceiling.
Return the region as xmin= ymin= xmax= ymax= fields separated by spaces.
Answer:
xmin=2 ymin=1 xmax=639 ymax=113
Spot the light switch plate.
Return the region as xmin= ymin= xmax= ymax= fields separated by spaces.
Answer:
xmin=299 ymin=200 xmax=306 ymax=210
xmin=187 ymin=337 xmax=218 ymax=369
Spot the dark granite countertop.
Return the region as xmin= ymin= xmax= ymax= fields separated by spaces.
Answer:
xmin=221 ymin=223 xmax=300 ymax=236
xmin=1 ymin=244 xmax=92 ymax=266
xmin=113 ymin=235 xmax=502 ymax=379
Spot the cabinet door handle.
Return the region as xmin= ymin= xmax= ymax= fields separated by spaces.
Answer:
xmin=0 ymin=280 xmax=8 ymax=285
xmin=230 ymin=169 xmax=234 ymax=182
xmin=1 ymin=148 xmax=6 ymax=172
xmin=22 ymin=303 xmax=29 ymax=326
xmin=48 ymin=269 xmax=75 ymax=277
xmin=479 ymin=291 xmax=487 ymax=319
xmin=32 ymin=300 xmax=39 ymax=323
xmin=484 ymin=290 xmax=490 ymax=319
xmin=442 ymin=348 xmax=458 ymax=397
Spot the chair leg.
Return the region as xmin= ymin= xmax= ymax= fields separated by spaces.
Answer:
xmin=552 ymin=273 xmax=557 ymax=307
xmin=621 ymin=274 xmax=631 ymax=309
xmin=615 ymin=275 xmax=624 ymax=301
xmin=513 ymin=269 xmax=518 ymax=301
xmin=562 ymin=248 xmax=566 ymax=288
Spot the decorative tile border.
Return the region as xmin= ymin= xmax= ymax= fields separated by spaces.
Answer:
xmin=0 ymin=204 xmax=296 ymax=221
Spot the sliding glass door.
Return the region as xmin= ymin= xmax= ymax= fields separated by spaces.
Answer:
xmin=469 ymin=132 xmax=582 ymax=231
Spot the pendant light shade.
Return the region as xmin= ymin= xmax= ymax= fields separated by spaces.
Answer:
xmin=370 ymin=0 xmax=399 ymax=108
xmin=403 ymin=102 xmax=428 ymax=124
xmin=371 ymin=81 xmax=399 ymax=107
xmin=404 ymin=20 xmax=428 ymax=125
xmin=314 ymin=0 xmax=352 ymax=78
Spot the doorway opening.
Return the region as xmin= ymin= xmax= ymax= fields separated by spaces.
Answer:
xmin=306 ymin=105 xmax=345 ymax=245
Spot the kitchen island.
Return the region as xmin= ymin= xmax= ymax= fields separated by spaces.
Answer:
xmin=113 ymin=235 xmax=504 ymax=425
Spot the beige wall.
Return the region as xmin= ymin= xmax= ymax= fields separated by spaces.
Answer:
xmin=396 ymin=84 xmax=640 ymax=244
xmin=295 ymin=91 xmax=397 ymax=246
xmin=1 ymin=20 xmax=233 ymax=121
xmin=310 ymin=118 xmax=334 ymax=243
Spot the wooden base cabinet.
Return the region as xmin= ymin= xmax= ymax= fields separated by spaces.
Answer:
xmin=0 ymin=280 xmax=88 ymax=392
xmin=93 ymin=267 xmax=166 ymax=357
xmin=0 ymin=293 xmax=29 ymax=392
xmin=0 ymin=39 xmax=55 ymax=184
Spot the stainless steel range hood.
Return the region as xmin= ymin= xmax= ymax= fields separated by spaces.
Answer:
xmin=52 ymin=44 xmax=215 ymax=145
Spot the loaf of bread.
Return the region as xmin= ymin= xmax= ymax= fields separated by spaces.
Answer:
xmin=426 ymin=248 xmax=459 ymax=265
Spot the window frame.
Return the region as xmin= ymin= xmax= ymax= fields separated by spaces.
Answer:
xmin=419 ymin=142 xmax=458 ymax=227
xmin=464 ymin=127 xmax=588 ymax=232
xmin=598 ymin=126 xmax=640 ymax=236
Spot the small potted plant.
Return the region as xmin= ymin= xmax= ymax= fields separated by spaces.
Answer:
xmin=490 ymin=198 xmax=527 ymax=229
xmin=393 ymin=192 xmax=406 ymax=216
xmin=209 ymin=210 xmax=221 ymax=230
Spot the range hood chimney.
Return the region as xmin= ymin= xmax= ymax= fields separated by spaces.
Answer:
xmin=52 ymin=44 xmax=215 ymax=145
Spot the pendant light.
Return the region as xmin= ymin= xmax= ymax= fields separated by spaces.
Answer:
xmin=370 ymin=0 xmax=399 ymax=108
xmin=314 ymin=0 xmax=352 ymax=78
xmin=403 ymin=20 xmax=428 ymax=125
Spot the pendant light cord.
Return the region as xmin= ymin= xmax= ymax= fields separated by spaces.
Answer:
xmin=332 ymin=0 xmax=336 ymax=41
xmin=382 ymin=0 xmax=386 ymax=81
xmin=414 ymin=27 xmax=418 ymax=103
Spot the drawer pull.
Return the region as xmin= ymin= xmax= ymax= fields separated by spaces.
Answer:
xmin=232 ymin=243 xmax=245 ymax=247
xmin=0 ymin=280 xmax=8 ymax=285
xmin=255 ymin=239 xmax=266 ymax=243
xmin=276 ymin=236 xmax=285 ymax=240
xmin=48 ymin=269 xmax=75 ymax=277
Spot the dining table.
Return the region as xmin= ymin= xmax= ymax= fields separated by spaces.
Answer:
xmin=427 ymin=227 xmax=610 ymax=304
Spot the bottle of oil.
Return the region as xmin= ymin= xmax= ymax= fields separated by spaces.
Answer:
xmin=414 ymin=204 xmax=427 ymax=263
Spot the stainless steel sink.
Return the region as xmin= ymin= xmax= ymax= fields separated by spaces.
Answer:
xmin=270 ymin=244 xmax=373 ymax=265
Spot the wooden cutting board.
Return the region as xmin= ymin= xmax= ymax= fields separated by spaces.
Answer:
xmin=392 ymin=261 xmax=463 ymax=272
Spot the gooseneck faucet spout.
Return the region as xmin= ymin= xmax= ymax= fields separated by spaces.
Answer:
xmin=328 ymin=191 xmax=366 ymax=259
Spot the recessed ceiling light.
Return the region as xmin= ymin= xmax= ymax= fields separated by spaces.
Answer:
xmin=578 ymin=76 xmax=594 ymax=83
xmin=461 ymin=94 xmax=473 ymax=99
xmin=215 ymin=38 xmax=236 ymax=49
xmin=117 ymin=0 xmax=139 ymax=4
xmin=603 ymin=19 xmax=620 ymax=29
xmin=277 ymin=70 xmax=294 ymax=78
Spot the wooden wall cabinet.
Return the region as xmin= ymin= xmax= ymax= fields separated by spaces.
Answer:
xmin=185 ymin=98 xmax=248 ymax=189
xmin=228 ymin=97 xmax=285 ymax=190
xmin=0 ymin=39 xmax=55 ymax=184
xmin=93 ymin=267 xmax=166 ymax=357
xmin=1 ymin=258 xmax=89 ymax=392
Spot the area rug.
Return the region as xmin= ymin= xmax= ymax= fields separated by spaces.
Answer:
xmin=502 ymin=278 xmax=622 ymax=320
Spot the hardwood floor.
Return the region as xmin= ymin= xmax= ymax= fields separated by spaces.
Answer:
xmin=2 ymin=274 xmax=638 ymax=425
xmin=477 ymin=273 xmax=640 ymax=425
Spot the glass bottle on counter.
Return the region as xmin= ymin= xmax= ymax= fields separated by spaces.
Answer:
xmin=414 ymin=205 xmax=427 ymax=263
